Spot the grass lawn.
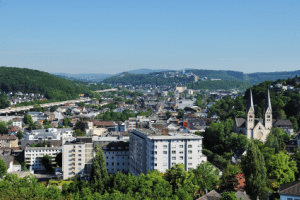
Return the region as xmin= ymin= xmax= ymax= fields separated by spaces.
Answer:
xmin=49 ymin=180 xmax=73 ymax=186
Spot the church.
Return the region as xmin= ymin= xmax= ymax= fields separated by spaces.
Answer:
xmin=234 ymin=90 xmax=272 ymax=142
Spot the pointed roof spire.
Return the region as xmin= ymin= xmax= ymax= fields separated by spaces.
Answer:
xmin=264 ymin=89 xmax=272 ymax=113
xmin=247 ymin=89 xmax=254 ymax=113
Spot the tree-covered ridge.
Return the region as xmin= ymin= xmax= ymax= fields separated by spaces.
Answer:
xmin=187 ymin=80 xmax=251 ymax=91
xmin=0 ymin=67 xmax=111 ymax=101
xmin=102 ymin=69 xmax=300 ymax=89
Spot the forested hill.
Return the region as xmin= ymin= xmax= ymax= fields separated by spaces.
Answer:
xmin=0 ymin=67 xmax=110 ymax=101
xmin=102 ymin=69 xmax=300 ymax=89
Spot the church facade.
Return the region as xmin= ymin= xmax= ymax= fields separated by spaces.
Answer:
xmin=234 ymin=90 xmax=272 ymax=142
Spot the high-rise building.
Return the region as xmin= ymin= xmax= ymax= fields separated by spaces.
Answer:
xmin=129 ymin=129 xmax=206 ymax=176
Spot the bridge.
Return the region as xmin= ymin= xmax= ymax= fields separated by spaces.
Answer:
xmin=0 ymin=98 xmax=91 ymax=115
xmin=94 ymin=88 xmax=118 ymax=93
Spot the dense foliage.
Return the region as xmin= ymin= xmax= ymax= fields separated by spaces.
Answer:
xmin=187 ymin=80 xmax=251 ymax=91
xmin=0 ymin=67 xmax=111 ymax=103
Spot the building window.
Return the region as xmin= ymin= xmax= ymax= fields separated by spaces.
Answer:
xmin=154 ymin=151 xmax=157 ymax=155
xmin=154 ymin=163 xmax=157 ymax=166
xmin=179 ymin=151 xmax=183 ymax=154
xmin=163 ymin=151 xmax=167 ymax=154
xmin=188 ymin=145 xmax=192 ymax=148
xmin=112 ymin=162 xmax=114 ymax=166
xmin=179 ymin=156 xmax=183 ymax=160
xmin=188 ymin=163 xmax=192 ymax=166
xmin=78 ymin=163 xmax=81 ymax=166
xmin=172 ymin=151 xmax=176 ymax=154
xmin=188 ymin=150 xmax=192 ymax=154
xmin=179 ymin=145 xmax=183 ymax=148
xmin=188 ymin=157 xmax=192 ymax=159
xmin=154 ymin=145 xmax=157 ymax=149
xmin=78 ymin=158 xmax=81 ymax=161
xmin=78 ymin=154 xmax=81 ymax=157
xmin=163 ymin=162 xmax=167 ymax=166
xmin=172 ymin=162 xmax=176 ymax=166
xmin=163 ymin=145 xmax=167 ymax=149
xmin=172 ymin=157 xmax=176 ymax=160
xmin=172 ymin=145 xmax=176 ymax=149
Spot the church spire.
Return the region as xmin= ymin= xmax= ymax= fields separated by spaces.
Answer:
xmin=247 ymin=89 xmax=254 ymax=113
xmin=264 ymin=89 xmax=272 ymax=113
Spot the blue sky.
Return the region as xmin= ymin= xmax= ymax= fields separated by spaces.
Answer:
xmin=0 ymin=0 xmax=299 ymax=74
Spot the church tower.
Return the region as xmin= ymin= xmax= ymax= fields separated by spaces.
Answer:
xmin=264 ymin=89 xmax=272 ymax=129
xmin=246 ymin=89 xmax=255 ymax=130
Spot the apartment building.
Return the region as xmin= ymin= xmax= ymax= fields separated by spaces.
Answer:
xmin=0 ymin=134 xmax=18 ymax=148
xmin=24 ymin=147 xmax=62 ymax=171
xmin=94 ymin=137 xmax=129 ymax=175
xmin=62 ymin=136 xmax=129 ymax=180
xmin=129 ymin=129 xmax=207 ymax=176
xmin=62 ymin=138 xmax=94 ymax=180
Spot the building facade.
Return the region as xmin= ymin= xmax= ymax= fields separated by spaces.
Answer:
xmin=62 ymin=138 xmax=94 ymax=180
xmin=234 ymin=90 xmax=272 ymax=142
xmin=24 ymin=147 xmax=62 ymax=171
xmin=129 ymin=129 xmax=207 ymax=176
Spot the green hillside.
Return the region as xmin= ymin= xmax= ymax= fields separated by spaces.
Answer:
xmin=0 ymin=67 xmax=110 ymax=101
xmin=102 ymin=69 xmax=300 ymax=90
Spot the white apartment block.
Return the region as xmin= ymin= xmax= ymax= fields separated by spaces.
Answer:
xmin=24 ymin=147 xmax=62 ymax=171
xmin=25 ymin=128 xmax=73 ymax=140
xmin=129 ymin=129 xmax=207 ymax=176
xmin=62 ymin=138 xmax=94 ymax=180
xmin=62 ymin=137 xmax=129 ymax=180
xmin=94 ymin=139 xmax=129 ymax=175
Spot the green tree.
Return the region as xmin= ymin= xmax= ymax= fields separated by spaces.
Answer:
xmin=43 ymin=119 xmax=50 ymax=126
xmin=289 ymin=116 xmax=299 ymax=132
xmin=164 ymin=164 xmax=198 ymax=199
xmin=219 ymin=164 xmax=242 ymax=192
xmin=266 ymin=151 xmax=298 ymax=184
xmin=6 ymin=120 xmax=12 ymax=126
xmin=40 ymin=154 xmax=53 ymax=173
xmin=192 ymin=162 xmax=220 ymax=194
xmin=0 ymin=93 xmax=10 ymax=109
xmin=16 ymin=130 xmax=24 ymax=139
xmin=63 ymin=117 xmax=71 ymax=126
xmin=265 ymin=128 xmax=290 ymax=153
xmin=90 ymin=144 xmax=108 ymax=191
xmin=220 ymin=191 xmax=237 ymax=200
xmin=24 ymin=114 xmax=33 ymax=124
xmin=241 ymin=141 xmax=267 ymax=200
xmin=0 ymin=121 xmax=8 ymax=134
xmin=55 ymin=152 xmax=62 ymax=167
xmin=0 ymin=157 xmax=7 ymax=177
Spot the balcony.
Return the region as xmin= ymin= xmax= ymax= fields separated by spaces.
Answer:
xmin=72 ymin=170 xmax=75 ymax=173
xmin=72 ymin=152 xmax=76 ymax=155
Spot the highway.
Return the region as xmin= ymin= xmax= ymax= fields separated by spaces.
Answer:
xmin=0 ymin=98 xmax=91 ymax=115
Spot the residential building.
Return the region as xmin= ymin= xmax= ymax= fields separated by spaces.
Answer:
xmin=0 ymin=134 xmax=18 ymax=148
xmin=62 ymin=138 xmax=94 ymax=180
xmin=274 ymin=119 xmax=294 ymax=136
xmin=279 ymin=180 xmax=300 ymax=200
xmin=129 ymin=128 xmax=207 ymax=176
xmin=24 ymin=128 xmax=73 ymax=140
xmin=12 ymin=117 xmax=22 ymax=128
xmin=24 ymin=146 xmax=62 ymax=171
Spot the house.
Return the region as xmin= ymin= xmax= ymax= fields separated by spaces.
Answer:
xmin=274 ymin=119 xmax=294 ymax=136
xmin=12 ymin=117 xmax=23 ymax=128
xmin=183 ymin=113 xmax=198 ymax=120
xmin=279 ymin=180 xmax=300 ymax=200
xmin=196 ymin=190 xmax=221 ymax=200
xmin=0 ymin=135 xmax=18 ymax=148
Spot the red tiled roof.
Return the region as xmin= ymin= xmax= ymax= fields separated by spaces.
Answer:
xmin=0 ymin=134 xmax=17 ymax=140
